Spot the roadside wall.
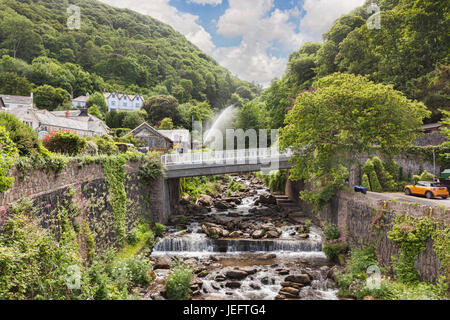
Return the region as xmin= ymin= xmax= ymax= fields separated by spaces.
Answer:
xmin=286 ymin=179 xmax=448 ymax=283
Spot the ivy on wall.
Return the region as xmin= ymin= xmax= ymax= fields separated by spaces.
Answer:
xmin=101 ymin=155 xmax=128 ymax=247
xmin=387 ymin=214 xmax=449 ymax=283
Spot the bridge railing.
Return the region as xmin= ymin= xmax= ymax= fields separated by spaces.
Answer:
xmin=161 ymin=148 xmax=291 ymax=166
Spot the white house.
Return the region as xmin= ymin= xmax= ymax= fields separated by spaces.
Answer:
xmin=0 ymin=93 xmax=33 ymax=110
xmin=72 ymin=91 xmax=144 ymax=112
xmin=103 ymin=91 xmax=144 ymax=112
xmin=71 ymin=93 xmax=90 ymax=108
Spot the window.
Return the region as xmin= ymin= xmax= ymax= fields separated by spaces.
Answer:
xmin=112 ymin=101 xmax=115 ymax=106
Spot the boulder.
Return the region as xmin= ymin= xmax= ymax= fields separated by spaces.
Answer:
xmin=275 ymin=294 xmax=286 ymax=300
xmin=197 ymin=194 xmax=213 ymax=207
xmin=229 ymin=231 xmax=243 ymax=238
xmin=225 ymin=281 xmax=242 ymax=289
xmin=214 ymin=201 xmax=231 ymax=210
xmin=280 ymin=287 xmax=299 ymax=296
xmin=179 ymin=195 xmax=192 ymax=205
xmin=225 ymin=270 xmax=248 ymax=280
xmin=259 ymin=194 xmax=277 ymax=205
xmin=285 ymin=274 xmax=311 ymax=285
xmin=154 ymin=257 xmax=172 ymax=270
xmin=250 ymin=283 xmax=261 ymax=290
xmin=266 ymin=230 xmax=280 ymax=238
xmin=251 ymin=229 xmax=266 ymax=239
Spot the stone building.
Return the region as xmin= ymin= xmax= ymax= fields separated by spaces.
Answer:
xmin=126 ymin=122 xmax=173 ymax=151
xmin=5 ymin=108 xmax=109 ymax=137
xmin=415 ymin=123 xmax=448 ymax=146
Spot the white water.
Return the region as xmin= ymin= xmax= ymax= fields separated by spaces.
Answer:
xmin=204 ymin=105 xmax=236 ymax=149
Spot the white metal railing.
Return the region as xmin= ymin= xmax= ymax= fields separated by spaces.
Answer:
xmin=161 ymin=148 xmax=292 ymax=167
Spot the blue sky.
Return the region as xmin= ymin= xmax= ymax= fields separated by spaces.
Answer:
xmin=100 ymin=0 xmax=365 ymax=86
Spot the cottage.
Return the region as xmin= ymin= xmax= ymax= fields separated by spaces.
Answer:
xmin=5 ymin=108 xmax=109 ymax=137
xmin=0 ymin=93 xmax=33 ymax=110
xmin=71 ymin=93 xmax=90 ymax=108
xmin=127 ymin=122 xmax=173 ymax=151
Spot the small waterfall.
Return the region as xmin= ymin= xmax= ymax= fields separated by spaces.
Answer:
xmin=153 ymin=230 xmax=322 ymax=254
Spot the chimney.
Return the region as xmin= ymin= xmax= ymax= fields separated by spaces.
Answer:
xmin=65 ymin=110 xmax=70 ymax=118
xmin=79 ymin=108 xmax=88 ymax=117
xmin=86 ymin=92 xmax=90 ymax=98
xmin=103 ymin=88 xmax=106 ymax=93
xmin=71 ymin=91 xmax=74 ymax=99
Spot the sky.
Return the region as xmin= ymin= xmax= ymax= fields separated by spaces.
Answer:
xmin=99 ymin=0 xmax=365 ymax=87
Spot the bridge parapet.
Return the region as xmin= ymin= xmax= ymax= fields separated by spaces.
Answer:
xmin=161 ymin=148 xmax=292 ymax=167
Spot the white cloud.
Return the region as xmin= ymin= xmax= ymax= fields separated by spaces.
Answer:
xmin=188 ymin=0 xmax=222 ymax=5
xmin=99 ymin=0 xmax=366 ymax=87
xmin=99 ymin=0 xmax=216 ymax=54
xmin=300 ymin=0 xmax=366 ymax=42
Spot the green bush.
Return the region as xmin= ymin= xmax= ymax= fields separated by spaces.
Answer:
xmin=42 ymin=130 xmax=87 ymax=156
xmin=0 ymin=126 xmax=18 ymax=191
xmin=165 ymin=262 xmax=193 ymax=300
xmin=323 ymin=242 xmax=348 ymax=263
xmin=348 ymin=246 xmax=378 ymax=274
xmin=139 ymin=152 xmax=164 ymax=183
xmin=361 ymin=173 xmax=371 ymax=190
xmin=324 ymin=223 xmax=340 ymax=240
xmin=82 ymin=140 xmax=99 ymax=156
xmin=154 ymin=223 xmax=166 ymax=238
xmin=419 ymin=170 xmax=434 ymax=182
xmin=363 ymin=159 xmax=382 ymax=192
xmin=0 ymin=112 xmax=42 ymax=156
xmin=96 ymin=135 xmax=119 ymax=155
xmin=372 ymin=156 xmax=396 ymax=191
xmin=125 ymin=255 xmax=151 ymax=286
xmin=256 ymin=170 xmax=287 ymax=193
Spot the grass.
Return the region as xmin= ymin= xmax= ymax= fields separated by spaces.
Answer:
xmin=116 ymin=224 xmax=154 ymax=261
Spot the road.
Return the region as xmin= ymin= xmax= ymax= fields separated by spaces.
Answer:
xmin=366 ymin=191 xmax=450 ymax=208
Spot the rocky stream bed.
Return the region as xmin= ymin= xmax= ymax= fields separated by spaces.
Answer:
xmin=142 ymin=174 xmax=341 ymax=300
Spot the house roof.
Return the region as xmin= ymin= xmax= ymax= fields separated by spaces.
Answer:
xmin=8 ymin=108 xmax=109 ymax=134
xmin=0 ymin=94 xmax=33 ymax=105
xmin=103 ymin=92 xmax=142 ymax=101
xmin=72 ymin=96 xmax=89 ymax=103
xmin=0 ymin=97 xmax=5 ymax=109
xmin=127 ymin=122 xmax=173 ymax=143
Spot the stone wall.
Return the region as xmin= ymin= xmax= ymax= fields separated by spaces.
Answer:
xmin=286 ymin=179 xmax=448 ymax=283
xmin=0 ymin=161 xmax=169 ymax=251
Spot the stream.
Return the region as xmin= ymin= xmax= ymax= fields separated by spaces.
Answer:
xmin=146 ymin=175 xmax=339 ymax=300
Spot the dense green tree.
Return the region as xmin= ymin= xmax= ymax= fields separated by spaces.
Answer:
xmin=159 ymin=118 xmax=174 ymax=130
xmin=143 ymin=95 xmax=181 ymax=126
xmin=122 ymin=110 xmax=146 ymax=129
xmin=0 ymin=72 xmax=32 ymax=96
xmin=87 ymin=92 xmax=108 ymax=114
xmin=34 ymin=85 xmax=71 ymax=111
xmin=235 ymin=102 xmax=265 ymax=131
xmin=280 ymin=73 xmax=431 ymax=184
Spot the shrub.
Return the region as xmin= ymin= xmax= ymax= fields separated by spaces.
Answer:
xmin=323 ymin=242 xmax=348 ymax=263
xmin=324 ymin=223 xmax=340 ymax=240
xmin=127 ymin=227 xmax=140 ymax=245
xmin=419 ymin=170 xmax=434 ymax=182
xmin=372 ymin=157 xmax=396 ymax=191
xmin=165 ymin=262 xmax=193 ymax=300
xmin=0 ymin=126 xmax=18 ymax=191
xmin=363 ymin=159 xmax=382 ymax=192
xmin=125 ymin=255 xmax=151 ymax=286
xmin=257 ymin=170 xmax=287 ymax=193
xmin=0 ymin=112 xmax=41 ymax=156
xmin=154 ymin=223 xmax=166 ymax=237
xmin=96 ymin=135 xmax=119 ymax=155
xmin=42 ymin=130 xmax=87 ymax=155
xmin=304 ymin=219 xmax=312 ymax=234
xmin=82 ymin=140 xmax=99 ymax=156
xmin=348 ymin=246 xmax=378 ymax=274
xmin=361 ymin=173 xmax=371 ymax=190
xmin=139 ymin=152 xmax=164 ymax=183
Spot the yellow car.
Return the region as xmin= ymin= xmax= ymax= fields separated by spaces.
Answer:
xmin=404 ymin=181 xmax=449 ymax=199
